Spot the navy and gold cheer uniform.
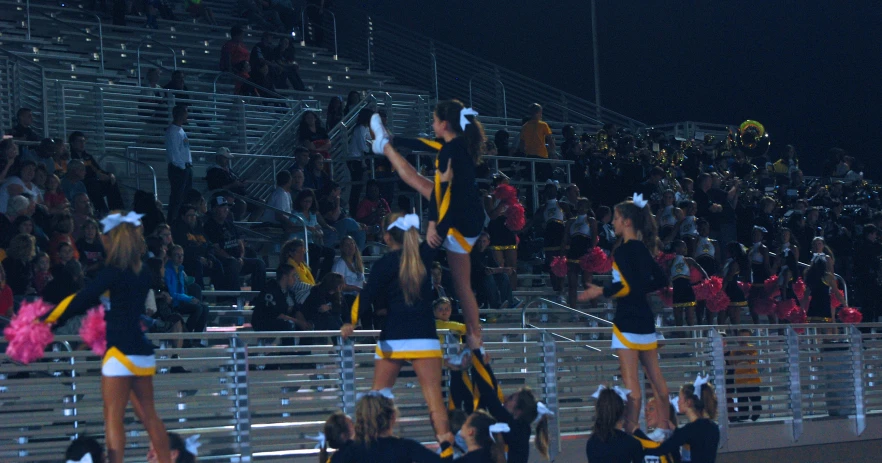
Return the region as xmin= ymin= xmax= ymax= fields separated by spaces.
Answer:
xmin=350 ymin=244 xmax=441 ymax=359
xmin=543 ymin=200 xmax=566 ymax=265
xmin=605 ymin=240 xmax=667 ymax=350
xmin=339 ymin=436 xmax=442 ymax=463
xmin=470 ymin=350 xmax=533 ymax=463
xmin=748 ymin=243 xmax=768 ymax=288
xmin=805 ymin=271 xmax=832 ymax=322
xmin=44 ymin=265 xmax=156 ymax=376
xmin=487 ymin=198 xmax=517 ymax=251
xmin=567 ymin=214 xmax=593 ymax=263
xmin=429 ymin=137 xmax=484 ymax=254
xmin=694 ymin=236 xmax=717 ymax=276
xmin=671 ymin=255 xmax=696 ymax=309
xmin=722 ymin=259 xmax=748 ymax=307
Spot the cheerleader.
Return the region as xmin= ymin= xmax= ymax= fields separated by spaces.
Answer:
xmin=341 ymin=213 xmax=454 ymax=453
xmin=470 ymin=349 xmax=551 ymax=463
xmin=802 ymin=253 xmax=846 ymax=323
xmin=657 ymin=190 xmax=678 ymax=242
xmin=645 ymin=381 xmax=720 ymax=463
xmin=584 ymin=386 xmax=644 ymax=463
xmin=371 ymin=100 xmax=486 ymax=348
xmin=675 ymin=201 xmax=698 ymax=255
xmin=776 ymin=227 xmax=800 ymax=302
xmin=563 ymin=198 xmax=597 ymax=306
xmin=319 ymin=411 xmax=355 ymax=463
xmin=577 ymin=194 xmax=672 ymax=434
xmin=693 ymin=219 xmax=719 ymax=276
xmin=434 ymin=297 xmax=475 ymax=413
xmin=670 ymin=240 xmax=707 ymax=327
xmin=456 ymin=410 xmax=508 ymax=463
xmin=484 ymin=173 xmax=519 ymax=291
xmin=747 ymin=227 xmax=772 ymax=324
xmin=346 ymin=393 xmax=444 ymax=462
xmin=541 ymin=185 xmax=567 ymax=298
xmin=720 ymin=242 xmax=750 ymax=325
xmin=42 ymin=212 xmax=171 ymax=463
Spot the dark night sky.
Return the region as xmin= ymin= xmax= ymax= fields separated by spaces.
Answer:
xmin=344 ymin=1 xmax=881 ymax=176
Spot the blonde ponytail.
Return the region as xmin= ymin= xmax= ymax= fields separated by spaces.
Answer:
xmin=399 ymin=227 xmax=426 ymax=305
xmin=534 ymin=415 xmax=550 ymax=459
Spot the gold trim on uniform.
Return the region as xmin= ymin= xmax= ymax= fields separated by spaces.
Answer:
xmin=729 ymin=300 xmax=748 ymax=307
xmin=672 ymin=301 xmax=697 ymax=308
xmin=489 ymin=245 xmax=517 ymax=251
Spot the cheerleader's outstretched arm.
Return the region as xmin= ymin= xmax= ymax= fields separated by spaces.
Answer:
xmin=381 ymin=143 xmax=434 ymax=199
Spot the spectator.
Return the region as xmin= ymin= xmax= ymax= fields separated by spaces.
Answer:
xmin=516 ymin=103 xmax=555 ymax=181
xmin=291 ymin=146 xmax=311 ymax=172
xmin=203 ymin=195 xmax=266 ymax=292
xmin=252 ymin=264 xmax=305 ymax=332
xmin=4 ymin=233 xmax=36 ymax=296
xmin=3 ymin=215 xmax=47 ymax=252
xmin=61 ymin=160 xmax=88 ymax=202
xmin=326 ymin=96 xmax=344 ymax=129
xmin=185 ymin=188 xmax=209 ymax=217
xmin=0 ymin=264 xmax=11 ymax=317
xmin=0 ymin=160 xmax=43 ymax=213
xmin=0 ymin=139 xmax=18 ymax=184
xmin=343 ymin=90 xmax=361 ymax=116
xmin=172 ymin=205 xmax=220 ymax=290
xmin=206 ymin=147 xmax=252 ymax=219
xmin=281 ymin=238 xmax=314 ymax=285
xmin=163 ymin=70 xmax=190 ymax=94
xmin=76 ymin=218 xmax=105 ymax=278
xmin=347 ymin=107 xmax=373 ymax=213
xmin=470 ymin=232 xmax=516 ymax=309
xmin=262 ymin=170 xmax=297 ymax=232
xmin=31 ymin=252 xmax=52 ymax=295
xmin=237 ymin=0 xmax=283 ymax=32
xmin=48 ymin=212 xmax=79 ymax=265
xmin=319 ymin=182 xmax=366 ymax=250
xmin=0 ymin=195 xmax=31 ymax=240
xmin=299 ymin=111 xmax=331 ymax=157
xmin=331 ymin=235 xmax=365 ymax=311
xmin=249 ymin=59 xmax=277 ymax=99
xmin=494 ymin=129 xmax=511 ymax=157
xmin=185 ymin=0 xmax=216 ymax=24
xmin=152 ymin=224 xmax=174 ymax=256
xmin=24 ymin=138 xmax=59 ymax=175
xmin=354 ymin=179 xmax=390 ymax=228
xmin=8 ymin=108 xmax=41 ymax=142
xmin=292 ymin=189 xmax=335 ymax=278
xmin=853 ymin=225 xmax=881 ymax=324
xmin=43 ymin=259 xmax=84 ymax=306
xmin=727 ymin=328 xmax=763 ymax=422
xmin=233 ymin=61 xmax=257 ymax=96
xmin=144 ymin=257 xmax=186 ymax=351
xmin=271 ymin=37 xmax=307 ymax=90
xmin=164 ymin=245 xmax=209 ymax=335
xmin=298 ymin=272 xmax=345 ymax=330
xmin=166 ymin=105 xmax=193 ymax=222
xmin=70 ymin=192 xmax=94 ymax=241
xmin=290 ymin=167 xmax=305 ymax=198
xmin=250 ymin=31 xmax=276 ymax=70
xmin=220 ymin=26 xmax=250 ymax=72
xmin=68 ymin=131 xmax=124 ymax=213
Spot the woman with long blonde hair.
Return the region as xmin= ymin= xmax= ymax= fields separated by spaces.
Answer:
xmin=42 ymin=212 xmax=171 ymax=463
xmin=341 ymin=212 xmax=455 ymax=457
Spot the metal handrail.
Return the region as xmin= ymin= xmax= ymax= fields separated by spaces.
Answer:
xmin=116 ymin=148 xmax=158 ymax=198
xmin=536 ymin=297 xmax=614 ymax=326
xmin=226 ymin=191 xmax=310 ymax=266
xmin=212 ymin=71 xmax=289 ymax=102
xmin=45 ymin=10 xmax=104 ymax=74
xmin=301 ymin=4 xmax=338 ymax=60
xmin=468 ymin=72 xmax=507 ymax=121
xmin=0 ymin=45 xmax=45 ymax=70
xmin=37 ymin=12 xmax=104 ymax=74
xmin=136 ymin=38 xmax=177 ymax=87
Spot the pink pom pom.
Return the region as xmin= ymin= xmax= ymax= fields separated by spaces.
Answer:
xmin=689 ymin=266 xmax=703 ymax=284
xmin=763 ymin=275 xmax=779 ymax=297
xmin=579 ymin=247 xmax=609 ymax=273
xmin=706 ymin=291 xmax=730 ymax=313
xmin=830 ymin=289 xmax=845 ymax=309
xmin=550 ymin=256 xmax=569 ymax=278
xmin=659 ymin=287 xmax=673 ymax=307
xmin=838 ymin=307 xmax=863 ymax=324
xmin=504 ymin=203 xmax=526 ymax=232
xmin=694 ymin=276 xmax=723 ymax=301
xmin=775 ymin=299 xmax=796 ymax=320
xmin=793 ymin=278 xmax=806 ymax=301
xmin=753 ymin=297 xmax=777 ymax=316
xmin=3 ymin=299 xmax=55 ymax=365
xmin=655 ymin=252 xmax=676 ymax=267
xmin=785 ymin=307 xmax=807 ymax=324
xmin=737 ymin=281 xmax=751 ymax=297
xmin=493 ymin=184 xmax=519 ymax=205
xmin=79 ymin=306 xmax=107 ymax=356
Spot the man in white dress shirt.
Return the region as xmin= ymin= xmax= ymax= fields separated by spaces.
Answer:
xmin=166 ymin=104 xmax=192 ymax=221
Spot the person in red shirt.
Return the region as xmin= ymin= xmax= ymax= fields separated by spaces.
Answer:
xmin=220 ymin=26 xmax=250 ymax=72
xmin=0 ymin=261 xmax=13 ymax=317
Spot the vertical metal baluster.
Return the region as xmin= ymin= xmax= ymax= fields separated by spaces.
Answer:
xmin=710 ymin=330 xmax=729 ymax=449
xmin=848 ymin=325 xmax=866 ymax=435
xmin=230 ymin=335 xmax=252 ymax=462
xmin=785 ymin=326 xmax=803 ymax=442
xmin=340 ymin=336 xmax=356 ymax=417
xmin=540 ymin=331 xmax=560 ymax=460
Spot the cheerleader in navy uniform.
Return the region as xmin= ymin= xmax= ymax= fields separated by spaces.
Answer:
xmin=692 ymin=219 xmax=719 ymax=276
xmin=564 ymin=198 xmax=597 ymax=306
xmin=584 ymin=386 xmax=644 ymax=463
xmin=371 ymin=100 xmax=486 ymax=348
xmin=657 ymin=190 xmax=678 ymax=242
xmin=577 ymin=194 xmax=673 ymax=433
xmin=346 ymin=393 xmax=445 ymax=463
xmin=484 ymin=173 xmax=520 ymax=291
xmin=341 ymin=212 xmax=455 ymax=454
xmin=720 ymin=242 xmax=750 ymax=325
xmin=775 ymin=227 xmax=800 ymax=304
xmin=645 ymin=381 xmax=720 ymax=463
xmin=670 ymin=240 xmax=707 ymax=327
xmin=541 ymin=187 xmax=567 ymax=298
xmin=42 ymin=212 xmax=171 ymax=463
xmin=747 ymin=227 xmax=772 ymax=324
xmin=455 ymin=411 xmax=509 ymax=463
xmin=801 ymin=253 xmax=846 ymax=323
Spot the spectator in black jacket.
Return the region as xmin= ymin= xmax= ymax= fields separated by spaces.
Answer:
xmin=252 ymin=264 xmax=305 ymax=332
xmin=203 ymin=194 xmax=266 ymax=292
xmin=206 ymin=147 xmax=256 ymax=219
xmin=297 ymin=272 xmax=344 ymax=330
xmin=68 ymin=131 xmax=124 ymax=213
xmin=172 ymin=205 xmax=223 ymax=289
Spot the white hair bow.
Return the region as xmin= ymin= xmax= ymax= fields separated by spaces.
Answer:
xmin=488 ymin=423 xmax=510 ymax=443
xmin=66 ymin=455 xmax=93 ymax=463
xmin=591 ymin=384 xmax=631 ymax=403
xmin=185 ymin=434 xmax=202 ymax=456
xmin=100 ymin=211 xmax=144 ymax=234
xmin=693 ymin=373 xmax=710 ymax=391
xmin=811 ymin=252 xmax=827 ymax=263
xmin=356 ymin=388 xmax=395 ymax=401
xmin=531 ymin=401 xmax=554 ymax=426
xmin=387 ymin=213 xmax=420 ymax=232
xmin=670 ymin=395 xmax=681 ymax=414
xmin=632 ymin=192 xmax=648 ymax=208
xmin=460 ymin=107 xmax=479 ymax=131
xmin=306 ymin=432 xmax=326 ymax=449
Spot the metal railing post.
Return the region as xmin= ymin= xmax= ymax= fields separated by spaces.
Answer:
xmin=25 ymin=0 xmax=31 ymax=40
xmin=429 ymin=44 xmax=439 ymax=102
xmin=785 ymin=326 xmax=803 ymax=442
xmin=56 ymin=81 xmax=67 ymax=139
xmin=97 ymin=87 xmax=106 ymax=155
xmin=238 ymin=99 xmax=248 ymax=152
xmin=366 ymin=16 xmax=373 ymax=74
xmin=710 ymin=330 xmax=729 ymax=449
xmin=340 ymin=336 xmax=356 ymax=417
xmin=40 ymin=69 xmax=48 ymax=138
xmin=229 ymin=335 xmax=252 ymax=462
xmin=539 ymin=331 xmax=561 ymax=460
xmin=848 ymin=325 xmax=866 ymax=435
